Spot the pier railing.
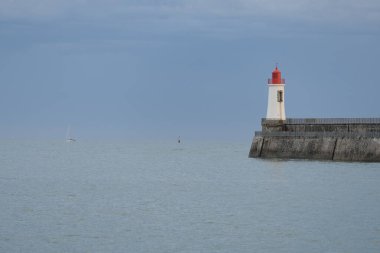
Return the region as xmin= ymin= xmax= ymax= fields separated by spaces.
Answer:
xmin=255 ymin=131 xmax=380 ymax=138
xmin=262 ymin=118 xmax=380 ymax=125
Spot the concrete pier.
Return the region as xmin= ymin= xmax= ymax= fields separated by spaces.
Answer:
xmin=249 ymin=118 xmax=380 ymax=162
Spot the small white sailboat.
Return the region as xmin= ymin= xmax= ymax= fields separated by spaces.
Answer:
xmin=66 ymin=125 xmax=76 ymax=143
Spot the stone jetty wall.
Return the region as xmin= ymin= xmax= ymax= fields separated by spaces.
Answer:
xmin=249 ymin=118 xmax=380 ymax=162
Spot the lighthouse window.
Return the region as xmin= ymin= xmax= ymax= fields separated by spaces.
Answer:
xmin=277 ymin=91 xmax=283 ymax=102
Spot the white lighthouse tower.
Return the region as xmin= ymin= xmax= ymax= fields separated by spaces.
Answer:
xmin=266 ymin=65 xmax=286 ymax=120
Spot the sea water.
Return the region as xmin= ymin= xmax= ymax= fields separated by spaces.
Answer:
xmin=0 ymin=140 xmax=380 ymax=253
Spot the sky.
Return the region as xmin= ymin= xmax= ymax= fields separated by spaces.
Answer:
xmin=0 ymin=0 xmax=380 ymax=141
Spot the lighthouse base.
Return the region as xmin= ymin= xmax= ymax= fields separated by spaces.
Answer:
xmin=249 ymin=118 xmax=380 ymax=162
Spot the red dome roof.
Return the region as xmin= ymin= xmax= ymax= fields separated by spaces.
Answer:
xmin=268 ymin=65 xmax=284 ymax=85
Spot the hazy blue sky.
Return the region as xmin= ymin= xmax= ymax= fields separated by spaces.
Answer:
xmin=1 ymin=0 xmax=379 ymax=140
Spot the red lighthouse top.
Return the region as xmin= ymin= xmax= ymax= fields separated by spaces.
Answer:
xmin=268 ymin=65 xmax=285 ymax=85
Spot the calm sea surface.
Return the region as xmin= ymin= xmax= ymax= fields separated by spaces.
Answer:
xmin=1 ymin=140 xmax=380 ymax=252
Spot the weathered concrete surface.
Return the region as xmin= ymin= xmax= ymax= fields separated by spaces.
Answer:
xmin=250 ymin=136 xmax=336 ymax=160
xmin=249 ymin=135 xmax=380 ymax=161
xmin=262 ymin=136 xmax=336 ymax=160
xmin=249 ymin=136 xmax=264 ymax=158
xmin=333 ymin=137 xmax=380 ymax=162
xmin=250 ymin=119 xmax=380 ymax=162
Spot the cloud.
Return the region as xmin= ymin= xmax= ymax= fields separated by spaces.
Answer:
xmin=0 ymin=0 xmax=379 ymax=43
xmin=0 ymin=0 xmax=79 ymax=18
xmin=1 ymin=0 xmax=379 ymax=23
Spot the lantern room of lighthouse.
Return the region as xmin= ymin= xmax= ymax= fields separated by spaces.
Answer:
xmin=266 ymin=65 xmax=286 ymax=120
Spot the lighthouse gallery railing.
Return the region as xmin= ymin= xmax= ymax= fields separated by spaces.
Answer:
xmin=268 ymin=78 xmax=285 ymax=84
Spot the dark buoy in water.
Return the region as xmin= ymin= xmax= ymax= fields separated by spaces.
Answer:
xmin=178 ymin=136 xmax=181 ymax=144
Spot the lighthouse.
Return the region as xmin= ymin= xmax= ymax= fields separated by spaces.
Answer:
xmin=266 ymin=65 xmax=286 ymax=120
